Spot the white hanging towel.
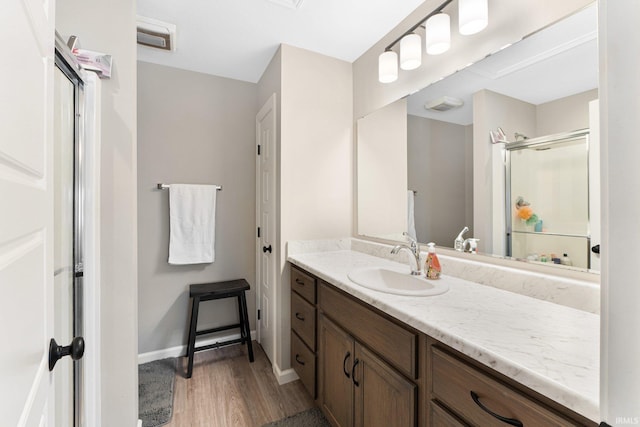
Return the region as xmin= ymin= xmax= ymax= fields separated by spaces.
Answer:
xmin=168 ymin=184 xmax=218 ymax=265
xmin=407 ymin=190 xmax=417 ymax=241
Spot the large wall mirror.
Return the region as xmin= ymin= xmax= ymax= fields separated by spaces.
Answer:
xmin=357 ymin=3 xmax=599 ymax=273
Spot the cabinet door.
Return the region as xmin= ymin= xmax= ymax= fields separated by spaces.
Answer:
xmin=354 ymin=342 xmax=416 ymax=427
xmin=319 ymin=315 xmax=354 ymax=427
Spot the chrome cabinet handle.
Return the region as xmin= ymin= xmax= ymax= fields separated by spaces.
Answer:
xmin=343 ymin=352 xmax=351 ymax=378
xmin=470 ymin=391 xmax=523 ymax=427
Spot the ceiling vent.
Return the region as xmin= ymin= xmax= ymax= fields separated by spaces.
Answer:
xmin=137 ymin=16 xmax=176 ymax=51
xmin=424 ymin=96 xmax=464 ymax=112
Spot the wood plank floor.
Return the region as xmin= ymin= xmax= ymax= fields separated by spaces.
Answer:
xmin=165 ymin=342 xmax=315 ymax=427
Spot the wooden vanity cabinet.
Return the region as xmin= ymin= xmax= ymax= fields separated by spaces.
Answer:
xmin=289 ymin=264 xmax=596 ymax=427
xmin=318 ymin=282 xmax=417 ymax=427
xmin=290 ymin=265 xmax=317 ymax=398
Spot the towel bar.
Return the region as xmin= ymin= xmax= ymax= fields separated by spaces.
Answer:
xmin=157 ymin=183 xmax=222 ymax=191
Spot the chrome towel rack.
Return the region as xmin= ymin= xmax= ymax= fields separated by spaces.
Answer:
xmin=157 ymin=183 xmax=222 ymax=191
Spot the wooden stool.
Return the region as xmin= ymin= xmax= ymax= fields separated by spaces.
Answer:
xmin=186 ymin=279 xmax=254 ymax=378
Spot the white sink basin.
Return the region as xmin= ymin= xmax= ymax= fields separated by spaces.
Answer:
xmin=347 ymin=267 xmax=449 ymax=296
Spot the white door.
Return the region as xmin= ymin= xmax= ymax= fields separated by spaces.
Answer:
xmin=1 ymin=0 xmax=56 ymax=425
xmin=256 ymin=94 xmax=277 ymax=363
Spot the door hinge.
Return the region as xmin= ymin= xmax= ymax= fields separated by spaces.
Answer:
xmin=257 ymin=227 xmax=261 ymax=238
xmin=257 ymin=309 xmax=261 ymax=320
xmin=257 ymin=145 xmax=261 ymax=155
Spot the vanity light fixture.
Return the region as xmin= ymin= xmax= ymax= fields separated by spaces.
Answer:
xmin=459 ymin=0 xmax=488 ymax=35
xmin=425 ymin=12 xmax=451 ymax=55
xmin=400 ymin=33 xmax=422 ymax=70
xmin=377 ymin=0 xmax=488 ymax=83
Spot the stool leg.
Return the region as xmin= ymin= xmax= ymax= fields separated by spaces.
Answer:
xmin=186 ymin=296 xmax=200 ymax=378
xmin=240 ymin=291 xmax=254 ymax=363
xmin=236 ymin=295 xmax=245 ymax=345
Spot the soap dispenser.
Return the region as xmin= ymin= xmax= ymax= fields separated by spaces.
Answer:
xmin=424 ymin=242 xmax=441 ymax=280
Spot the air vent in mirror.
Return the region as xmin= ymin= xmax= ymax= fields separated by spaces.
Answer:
xmin=424 ymin=96 xmax=464 ymax=112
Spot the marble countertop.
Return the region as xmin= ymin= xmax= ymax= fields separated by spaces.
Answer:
xmin=287 ymin=247 xmax=599 ymax=422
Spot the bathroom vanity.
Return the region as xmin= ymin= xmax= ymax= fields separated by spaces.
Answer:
xmin=288 ymin=240 xmax=599 ymax=427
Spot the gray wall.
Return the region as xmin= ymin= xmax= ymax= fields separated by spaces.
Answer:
xmin=56 ymin=0 xmax=139 ymax=425
xmin=407 ymin=116 xmax=472 ymax=247
xmin=137 ymin=62 xmax=258 ymax=354
xmin=536 ymin=89 xmax=598 ymax=136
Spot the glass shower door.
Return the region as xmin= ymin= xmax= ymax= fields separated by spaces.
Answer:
xmin=506 ymin=130 xmax=591 ymax=269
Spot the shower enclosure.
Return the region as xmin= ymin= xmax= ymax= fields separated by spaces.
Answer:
xmin=505 ymin=129 xmax=592 ymax=269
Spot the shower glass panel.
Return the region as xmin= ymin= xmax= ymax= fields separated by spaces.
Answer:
xmin=506 ymin=130 xmax=590 ymax=269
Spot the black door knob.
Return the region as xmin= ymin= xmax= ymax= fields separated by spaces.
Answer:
xmin=262 ymin=245 xmax=272 ymax=253
xmin=49 ymin=336 xmax=85 ymax=371
xmin=592 ymin=244 xmax=600 ymax=254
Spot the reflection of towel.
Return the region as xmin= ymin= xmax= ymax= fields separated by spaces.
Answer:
xmin=407 ymin=190 xmax=417 ymax=241
xmin=168 ymin=184 xmax=217 ymax=265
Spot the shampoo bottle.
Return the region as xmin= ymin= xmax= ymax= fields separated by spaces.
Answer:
xmin=424 ymin=242 xmax=441 ymax=280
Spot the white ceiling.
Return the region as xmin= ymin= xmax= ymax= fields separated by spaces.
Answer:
xmin=406 ymin=3 xmax=598 ymax=125
xmin=136 ymin=0 xmax=427 ymax=83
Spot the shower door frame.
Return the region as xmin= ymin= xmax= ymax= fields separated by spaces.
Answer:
xmin=53 ymin=31 xmax=106 ymax=427
xmin=55 ymin=41 xmax=86 ymax=427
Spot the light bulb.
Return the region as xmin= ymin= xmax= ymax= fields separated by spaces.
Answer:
xmin=400 ymin=33 xmax=422 ymax=70
xmin=459 ymin=0 xmax=488 ymax=35
xmin=425 ymin=13 xmax=450 ymax=55
xmin=378 ymin=50 xmax=398 ymax=83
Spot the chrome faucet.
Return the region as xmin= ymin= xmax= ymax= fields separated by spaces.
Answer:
xmin=454 ymin=226 xmax=469 ymax=252
xmin=391 ymin=232 xmax=421 ymax=275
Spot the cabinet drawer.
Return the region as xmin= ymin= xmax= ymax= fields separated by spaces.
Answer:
xmin=319 ymin=282 xmax=417 ymax=379
xmin=431 ymin=347 xmax=579 ymax=427
xmin=291 ymin=331 xmax=316 ymax=399
xmin=291 ymin=266 xmax=316 ymax=304
xmin=291 ymin=291 xmax=316 ymax=350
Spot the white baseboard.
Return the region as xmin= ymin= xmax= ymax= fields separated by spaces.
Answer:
xmin=273 ymin=363 xmax=299 ymax=385
xmin=138 ymin=330 xmax=257 ymax=364
xmin=137 ymin=420 xmax=142 ymax=427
